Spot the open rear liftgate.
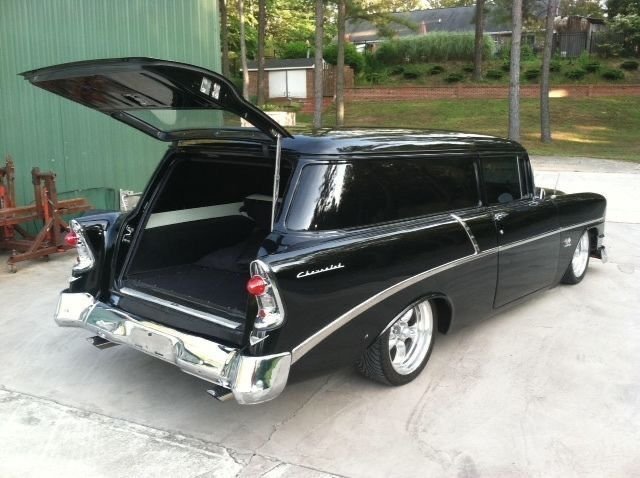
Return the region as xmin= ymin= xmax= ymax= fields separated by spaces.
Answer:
xmin=0 ymin=156 xmax=91 ymax=272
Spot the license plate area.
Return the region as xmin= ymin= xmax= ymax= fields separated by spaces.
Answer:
xmin=129 ymin=327 xmax=176 ymax=361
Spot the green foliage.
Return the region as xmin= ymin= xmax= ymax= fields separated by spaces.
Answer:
xmin=565 ymin=67 xmax=587 ymax=80
xmin=550 ymin=60 xmax=563 ymax=72
xmin=486 ymin=69 xmax=504 ymax=79
xmin=523 ymin=68 xmax=540 ymax=81
xmin=374 ymin=33 xmax=494 ymax=65
xmin=606 ymin=0 xmax=640 ymax=17
xmin=389 ymin=65 xmax=405 ymax=75
xmin=429 ymin=65 xmax=445 ymax=75
xmin=444 ymin=72 xmax=464 ymax=83
xmin=501 ymin=61 xmax=510 ymax=72
xmin=500 ymin=43 xmax=537 ymax=62
xmin=601 ymin=68 xmax=625 ymax=79
xmin=402 ymin=64 xmax=427 ymax=79
xmin=281 ymin=41 xmax=312 ymax=59
xmin=620 ymin=59 xmax=640 ymax=70
xmin=462 ymin=64 xmax=475 ymax=73
xmin=609 ymin=13 xmax=640 ymax=55
xmin=324 ymin=43 xmax=365 ymax=73
xmin=559 ymin=0 xmax=605 ymax=18
xmin=364 ymin=71 xmax=389 ymax=85
xmin=577 ymin=52 xmax=600 ymax=73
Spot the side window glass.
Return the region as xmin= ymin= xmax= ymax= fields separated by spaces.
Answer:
xmin=482 ymin=156 xmax=524 ymax=205
xmin=287 ymin=157 xmax=480 ymax=231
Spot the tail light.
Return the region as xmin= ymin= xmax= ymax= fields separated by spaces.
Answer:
xmin=248 ymin=261 xmax=285 ymax=331
xmin=64 ymin=230 xmax=79 ymax=247
xmin=69 ymin=219 xmax=95 ymax=274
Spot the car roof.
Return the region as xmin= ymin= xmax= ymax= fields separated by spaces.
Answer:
xmin=283 ymin=128 xmax=524 ymax=157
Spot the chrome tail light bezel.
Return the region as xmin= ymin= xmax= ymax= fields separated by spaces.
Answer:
xmin=69 ymin=219 xmax=95 ymax=274
xmin=248 ymin=260 xmax=286 ymax=331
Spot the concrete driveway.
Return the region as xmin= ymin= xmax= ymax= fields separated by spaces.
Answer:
xmin=1 ymin=157 xmax=638 ymax=478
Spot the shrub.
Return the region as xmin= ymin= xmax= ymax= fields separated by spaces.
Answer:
xmin=550 ymin=60 xmax=562 ymax=72
xmin=565 ymin=68 xmax=587 ymax=80
xmin=577 ymin=51 xmax=600 ymax=73
xmin=462 ymin=64 xmax=474 ymax=73
xmin=444 ymin=72 xmax=464 ymax=83
xmin=500 ymin=43 xmax=536 ymax=62
xmin=523 ymin=68 xmax=540 ymax=81
xmin=281 ymin=41 xmax=312 ymax=59
xmin=324 ymin=43 xmax=365 ymax=72
xmin=401 ymin=64 xmax=429 ymax=79
xmin=601 ymin=68 xmax=625 ymax=80
xmin=620 ymin=60 xmax=639 ymax=70
xmin=486 ymin=69 xmax=504 ymax=79
xmin=583 ymin=61 xmax=601 ymax=73
xmin=364 ymin=71 xmax=389 ymax=84
xmin=429 ymin=65 xmax=445 ymax=75
xmin=389 ymin=65 xmax=405 ymax=75
xmin=374 ymin=33 xmax=494 ymax=65
xmin=501 ymin=61 xmax=510 ymax=72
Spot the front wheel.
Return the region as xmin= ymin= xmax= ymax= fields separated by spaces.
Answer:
xmin=357 ymin=299 xmax=436 ymax=386
xmin=561 ymin=230 xmax=591 ymax=285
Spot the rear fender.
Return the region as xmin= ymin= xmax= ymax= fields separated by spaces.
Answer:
xmin=68 ymin=211 xmax=125 ymax=299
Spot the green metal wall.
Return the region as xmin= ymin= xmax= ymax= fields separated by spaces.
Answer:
xmin=0 ymin=0 xmax=220 ymax=210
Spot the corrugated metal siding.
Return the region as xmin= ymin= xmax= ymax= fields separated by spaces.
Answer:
xmin=0 ymin=0 xmax=220 ymax=209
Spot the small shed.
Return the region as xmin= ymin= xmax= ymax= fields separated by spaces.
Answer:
xmin=246 ymin=58 xmax=320 ymax=99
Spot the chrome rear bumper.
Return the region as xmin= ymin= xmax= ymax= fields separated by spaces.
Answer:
xmin=54 ymin=292 xmax=291 ymax=404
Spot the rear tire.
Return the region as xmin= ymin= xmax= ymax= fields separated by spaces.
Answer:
xmin=357 ymin=299 xmax=436 ymax=386
xmin=561 ymin=230 xmax=591 ymax=285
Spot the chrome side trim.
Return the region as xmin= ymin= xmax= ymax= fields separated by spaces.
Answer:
xmin=498 ymin=217 xmax=605 ymax=252
xmin=289 ymin=215 xmax=606 ymax=364
xmin=290 ymin=247 xmax=498 ymax=363
xmin=450 ymin=214 xmax=480 ymax=254
xmin=119 ymin=287 xmax=240 ymax=329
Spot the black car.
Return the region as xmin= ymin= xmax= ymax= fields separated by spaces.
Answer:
xmin=26 ymin=58 xmax=607 ymax=404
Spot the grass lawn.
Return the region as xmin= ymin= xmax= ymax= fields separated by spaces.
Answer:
xmin=297 ymin=97 xmax=640 ymax=161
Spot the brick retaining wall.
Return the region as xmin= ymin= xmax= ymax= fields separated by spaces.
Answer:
xmin=345 ymin=84 xmax=640 ymax=102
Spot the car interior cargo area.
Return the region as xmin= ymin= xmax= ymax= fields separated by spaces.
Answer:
xmin=122 ymin=155 xmax=290 ymax=322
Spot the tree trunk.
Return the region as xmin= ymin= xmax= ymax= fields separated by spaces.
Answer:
xmin=257 ymin=0 xmax=266 ymax=107
xmin=313 ymin=0 xmax=324 ymax=129
xmin=238 ymin=0 xmax=250 ymax=100
xmin=220 ymin=0 xmax=230 ymax=78
xmin=508 ymin=0 xmax=523 ymax=141
xmin=473 ymin=0 xmax=485 ymax=81
xmin=336 ymin=0 xmax=346 ymax=127
xmin=540 ymin=0 xmax=557 ymax=143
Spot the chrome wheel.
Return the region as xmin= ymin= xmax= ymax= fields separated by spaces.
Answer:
xmin=388 ymin=300 xmax=434 ymax=375
xmin=571 ymin=231 xmax=590 ymax=278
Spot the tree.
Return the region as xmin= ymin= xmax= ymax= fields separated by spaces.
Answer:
xmin=313 ymin=0 xmax=324 ymax=129
xmin=509 ymin=0 xmax=523 ymax=141
xmin=220 ymin=0 xmax=230 ymax=77
xmin=559 ymin=0 xmax=604 ymax=18
xmin=238 ymin=0 xmax=250 ymax=99
xmin=607 ymin=0 xmax=640 ymax=17
xmin=336 ymin=0 xmax=346 ymax=127
xmin=257 ymin=0 xmax=266 ymax=106
xmin=541 ymin=0 xmax=559 ymax=143
xmin=427 ymin=0 xmax=474 ymax=7
xmin=609 ymin=12 xmax=640 ymax=54
xmin=473 ymin=0 xmax=486 ymax=81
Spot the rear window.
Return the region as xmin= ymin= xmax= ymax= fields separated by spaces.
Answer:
xmin=287 ymin=157 xmax=480 ymax=231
